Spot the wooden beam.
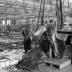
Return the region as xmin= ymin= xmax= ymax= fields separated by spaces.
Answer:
xmin=44 ymin=58 xmax=71 ymax=69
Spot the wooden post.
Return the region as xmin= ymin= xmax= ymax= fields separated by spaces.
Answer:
xmin=60 ymin=0 xmax=63 ymax=26
xmin=56 ymin=0 xmax=63 ymax=30
xmin=36 ymin=0 xmax=46 ymax=30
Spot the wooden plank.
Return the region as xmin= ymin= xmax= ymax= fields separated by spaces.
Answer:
xmin=44 ymin=58 xmax=71 ymax=69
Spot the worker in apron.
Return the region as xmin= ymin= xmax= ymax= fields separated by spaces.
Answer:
xmin=40 ymin=20 xmax=60 ymax=58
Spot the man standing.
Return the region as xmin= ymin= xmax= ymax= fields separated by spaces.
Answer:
xmin=7 ymin=24 xmax=11 ymax=34
xmin=40 ymin=20 xmax=59 ymax=58
xmin=22 ymin=28 xmax=32 ymax=53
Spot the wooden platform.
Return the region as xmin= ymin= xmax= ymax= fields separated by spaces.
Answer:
xmin=44 ymin=58 xmax=71 ymax=69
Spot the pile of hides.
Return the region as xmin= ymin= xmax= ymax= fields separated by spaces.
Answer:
xmin=15 ymin=47 xmax=43 ymax=71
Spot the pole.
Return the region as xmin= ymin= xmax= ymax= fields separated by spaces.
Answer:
xmin=36 ymin=0 xmax=45 ymax=30
xmin=56 ymin=0 xmax=63 ymax=30
xmin=60 ymin=0 xmax=63 ymax=26
xmin=41 ymin=0 xmax=45 ymax=25
xmin=36 ymin=0 xmax=43 ymax=29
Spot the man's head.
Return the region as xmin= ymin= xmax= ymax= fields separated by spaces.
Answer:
xmin=50 ymin=19 xmax=53 ymax=24
xmin=44 ymin=21 xmax=48 ymax=27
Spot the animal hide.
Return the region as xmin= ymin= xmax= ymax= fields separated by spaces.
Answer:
xmin=15 ymin=47 xmax=43 ymax=71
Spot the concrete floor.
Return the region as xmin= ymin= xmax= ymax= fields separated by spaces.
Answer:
xmin=0 ymin=36 xmax=72 ymax=72
xmin=0 ymin=49 xmax=72 ymax=72
xmin=1 ymin=64 xmax=72 ymax=72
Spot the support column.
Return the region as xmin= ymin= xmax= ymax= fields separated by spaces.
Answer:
xmin=56 ymin=0 xmax=63 ymax=30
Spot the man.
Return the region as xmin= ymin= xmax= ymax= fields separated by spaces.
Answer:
xmin=40 ymin=20 xmax=59 ymax=58
xmin=47 ymin=20 xmax=58 ymax=58
xmin=7 ymin=24 xmax=11 ymax=34
xmin=22 ymin=28 xmax=32 ymax=53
